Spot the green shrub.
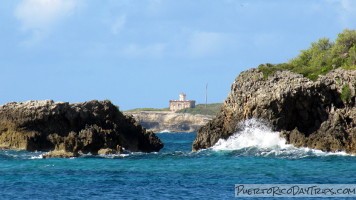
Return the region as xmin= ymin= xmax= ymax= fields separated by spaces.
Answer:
xmin=345 ymin=45 xmax=356 ymax=67
xmin=341 ymin=84 xmax=352 ymax=103
xmin=258 ymin=29 xmax=356 ymax=81
xmin=258 ymin=63 xmax=293 ymax=79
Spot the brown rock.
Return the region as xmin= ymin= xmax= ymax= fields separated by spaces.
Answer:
xmin=0 ymin=100 xmax=163 ymax=157
xmin=98 ymin=148 xmax=117 ymax=155
xmin=193 ymin=68 xmax=355 ymax=153
xmin=124 ymin=111 xmax=214 ymax=133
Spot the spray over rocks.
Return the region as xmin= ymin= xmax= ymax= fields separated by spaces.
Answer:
xmin=193 ymin=68 xmax=355 ymax=154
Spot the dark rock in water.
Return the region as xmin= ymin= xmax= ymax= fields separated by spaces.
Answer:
xmin=193 ymin=68 xmax=355 ymax=154
xmin=0 ymin=100 xmax=163 ymax=158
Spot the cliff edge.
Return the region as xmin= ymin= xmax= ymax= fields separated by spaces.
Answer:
xmin=193 ymin=68 xmax=355 ymax=153
xmin=0 ymin=100 xmax=163 ymax=158
xmin=125 ymin=111 xmax=213 ymax=133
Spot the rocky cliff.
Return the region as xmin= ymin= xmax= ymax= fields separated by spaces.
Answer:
xmin=0 ymin=100 xmax=163 ymax=158
xmin=125 ymin=111 xmax=213 ymax=133
xmin=193 ymin=68 xmax=355 ymax=153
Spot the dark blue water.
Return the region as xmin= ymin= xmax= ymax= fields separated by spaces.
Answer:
xmin=0 ymin=132 xmax=355 ymax=200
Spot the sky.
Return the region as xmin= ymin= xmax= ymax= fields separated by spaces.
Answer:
xmin=1 ymin=0 xmax=355 ymax=110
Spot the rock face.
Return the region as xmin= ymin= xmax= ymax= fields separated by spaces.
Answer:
xmin=193 ymin=68 xmax=355 ymax=153
xmin=124 ymin=111 xmax=213 ymax=133
xmin=0 ymin=100 xmax=163 ymax=157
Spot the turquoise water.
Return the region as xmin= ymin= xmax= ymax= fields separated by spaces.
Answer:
xmin=0 ymin=132 xmax=355 ymax=200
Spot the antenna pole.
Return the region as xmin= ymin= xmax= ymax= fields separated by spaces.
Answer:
xmin=205 ymin=83 xmax=208 ymax=108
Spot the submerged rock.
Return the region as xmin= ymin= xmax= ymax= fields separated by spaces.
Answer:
xmin=193 ymin=68 xmax=355 ymax=153
xmin=0 ymin=100 xmax=163 ymax=158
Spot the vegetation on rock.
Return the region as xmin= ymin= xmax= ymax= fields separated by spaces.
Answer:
xmin=341 ymin=84 xmax=352 ymax=103
xmin=194 ymin=68 xmax=355 ymax=153
xmin=258 ymin=29 xmax=356 ymax=81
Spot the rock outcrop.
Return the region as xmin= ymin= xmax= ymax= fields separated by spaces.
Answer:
xmin=124 ymin=111 xmax=213 ymax=133
xmin=193 ymin=68 xmax=355 ymax=153
xmin=0 ymin=100 xmax=163 ymax=157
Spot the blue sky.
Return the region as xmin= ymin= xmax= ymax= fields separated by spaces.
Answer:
xmin=1 ymin=0 xmax=355 ymax=110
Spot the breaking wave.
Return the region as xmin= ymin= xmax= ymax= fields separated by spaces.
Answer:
xmin=211 ymin=118 xmax=351 ymax=158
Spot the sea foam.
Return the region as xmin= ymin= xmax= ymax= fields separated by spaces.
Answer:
xmin=211 ymin=118 xmax=351 ymax=157
xmin=160 ymin=129 xmax=171 ymax=133
xmin=212 ymin=118 xmax=288 ymax=150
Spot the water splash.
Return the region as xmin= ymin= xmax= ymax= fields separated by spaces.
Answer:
xmin=211 ymin=118 xmax=351 ymax=158
xmin=159 ymin=129 xmax=171 ymax=133
xmin=30 ymin=153 xmax=44 ymax=159
xmin=212 ymin=118 xmax=288 ymax=150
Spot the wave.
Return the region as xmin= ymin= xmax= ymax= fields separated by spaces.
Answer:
xmin=159 ymin=129 xmax=171 ymax=133
xmin=0 ymin=150 xmax=45 ymax=160
xmin=1 ymin=119 xmax=352 ymax=160
xmin=211 ymin=118 xmax=351 ymax=158
xmin=212 ymin=118 xmax=288 ymax=150
xmin=30 ymin=154 xmax=44 ymax=159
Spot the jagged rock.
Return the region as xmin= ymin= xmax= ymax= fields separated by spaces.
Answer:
xmin=125 ymin=111 xmax=213 ymax=133
xmin=193 ymin=68 xmax=355 ymax=153
xmin=0 ymin=100 xmax=163 ymax=157
xmin=98 ymin=148 xmax=118 ymax=155
xmin=42 ymin=150 xmax=78 ymax=159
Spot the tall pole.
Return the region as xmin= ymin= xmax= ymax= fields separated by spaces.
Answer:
xmin=205 ymin=83 xmax=208 ymax=108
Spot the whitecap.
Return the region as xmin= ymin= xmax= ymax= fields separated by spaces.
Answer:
xmin=30 ymin=154 xmax=44 ymax=159
xmin=159 ymin=129 xmax=171 ymax=133
xmin=212 ymin=118 xmax=289 ymax=151
xmin=211 ymin=118 xmax=352 ymax=158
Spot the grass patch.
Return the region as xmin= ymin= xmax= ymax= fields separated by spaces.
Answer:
xmin=342 ymin=65 xmax=356 ymax=70
xmin=258 ymin=63 xmax=294 ymax=79
xmin=175 ymin=103 xmax=222 ymax=116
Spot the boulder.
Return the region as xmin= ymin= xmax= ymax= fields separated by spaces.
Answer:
xmin=193 ymin=68 xmax=355 ymax=153
xmin=0 ymin=100 xmax=163 ymax=157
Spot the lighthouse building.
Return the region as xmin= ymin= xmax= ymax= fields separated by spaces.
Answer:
xmin=169 ymin=94 xmax=196 ymax=112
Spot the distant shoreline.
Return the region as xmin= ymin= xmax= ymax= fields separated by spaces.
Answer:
xmin=124 ymin=111 xmax=214 ymax=133
xmin=124 ymin=103 xmax=222 ymax=116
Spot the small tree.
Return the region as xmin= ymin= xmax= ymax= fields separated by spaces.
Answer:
xmin=345 ymin=45 xmax=356 ymax=66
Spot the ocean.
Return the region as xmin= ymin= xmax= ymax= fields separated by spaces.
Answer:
xmin=0 ymin=119 xmax=355 ymax=200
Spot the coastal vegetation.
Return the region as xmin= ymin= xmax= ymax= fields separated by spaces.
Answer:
xmin=175 ymin=103 xmax=222 ymax=116
xmin=341 ymin=84 xmax=352 ymax=103
xmin=194 ymin=67 xmax=355 ymax=153
xmin=125 ymin=104 xmax=222 ymax=116
xmin=258 ymin=29 xmax=356 ymax=81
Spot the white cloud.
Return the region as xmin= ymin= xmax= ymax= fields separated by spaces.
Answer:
xmin=121 ymin=43 xmax=166 ymax=58
xmin=111 ymin=15 xmax=126 ymax=35
xmin=15 ymin=0 xmax=80 ymax=45
xmin=188 ymin=31 xmax=230 ymax=57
